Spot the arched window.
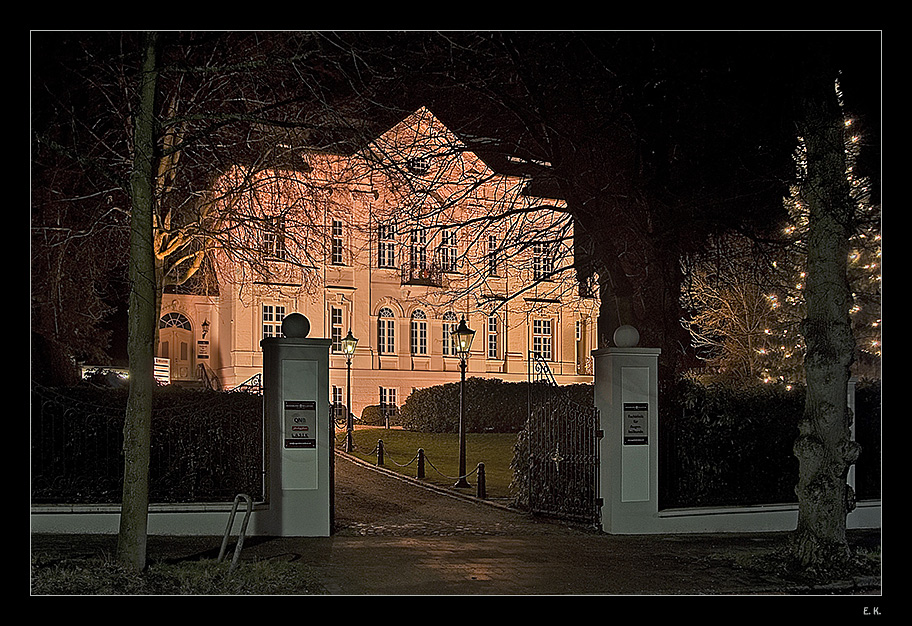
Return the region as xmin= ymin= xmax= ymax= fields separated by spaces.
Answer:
xmin=378 ymin=307 xmax=395 ymax=354
xmin=159 ymin=312 xmax=191 ymax=330
xmin=410 ymin=309 xmax=427 ymax=355
xmin=442 ymin=311 xmax=458 ymax=356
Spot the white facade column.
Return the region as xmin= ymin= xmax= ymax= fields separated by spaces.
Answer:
xmin=593 ymin=326 xmax=662 ymax=534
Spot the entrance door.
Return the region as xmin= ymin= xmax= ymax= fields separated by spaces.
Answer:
xmin=159 ymin=312 xmax=193 ymax=381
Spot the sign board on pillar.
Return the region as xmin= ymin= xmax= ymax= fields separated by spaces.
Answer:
xmin=623 ymin=403 xmax=648 ymax=445
xmin=284 ymin=400 xmax=317 ymax=449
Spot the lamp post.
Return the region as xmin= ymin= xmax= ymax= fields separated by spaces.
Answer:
xmin=451 ymin=316 xmax=475 ymax=488
xmin=342 ymin=329 xmax=358 ymax=453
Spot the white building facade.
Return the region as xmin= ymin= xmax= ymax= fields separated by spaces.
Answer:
xmin=160 ymin=108 xmax=599 ymax=417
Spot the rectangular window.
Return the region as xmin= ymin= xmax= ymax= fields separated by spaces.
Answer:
xmin=442 ymin=317 xmax=457 ymax=356
xmin=378 ymin=221 xmax=397 ymax=268
xmin=575 ymin=318 xmax=590 ymax=374
xmin=378 ymin=317 xmax=395 ymax=354
xmin=263 ymin=216 xmax=286 ymax=260
xmin=331 ymin=307 xmax=343 ymax=352
xmin=262 ymin=304 xmax=286 ymax=340
xmin=332 ymin=385 xmax=344 ymax=420
xmin=487 ymin=315 xmax=499 ymax=359
xmin=533 ymin=318 xmax=553 ymax=361
xmin=332 ymin=219 xmax=345 ymax=265
xmin=532 ymin=243 xmax=553 ymax=280
xmin=410 ymin=317 xmax=427 ymax=355
xmin=439 ymin=228 xmax=457 ymax=272
xmin=380 ymin=387 xmax=398 ymax=409
xmin=409 ymin=226 xmax=427 ymax=269
xmin=487 ymin=235 xmax=498 ymax=276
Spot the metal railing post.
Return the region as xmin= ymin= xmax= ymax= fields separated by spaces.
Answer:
xmin=218 ymin=494 xmax=253 ymax=574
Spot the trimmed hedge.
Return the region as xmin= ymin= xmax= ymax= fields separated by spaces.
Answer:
xmin=399 ymin=377 xmax=593 ymax=433
xmin=663 ymin=378 xmax=882 ymax=508
xmin=31 ymin=385 xmax=264 ymax=504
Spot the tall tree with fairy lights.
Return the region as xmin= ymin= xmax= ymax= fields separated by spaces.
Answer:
xmin=681 ymin=84 xmax=881 ymax=388
xmin=765 ymin=82 xmax=881 ymax=386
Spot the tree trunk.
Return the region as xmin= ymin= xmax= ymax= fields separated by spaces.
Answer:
xmin=792 ymin=66 xmax=860 ymax=570
xmin=116 ymin=31 xmax=159 ymax=571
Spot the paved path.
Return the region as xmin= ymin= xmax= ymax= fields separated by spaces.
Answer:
xmin=241 ymin=454 xmax=881 ymax=596
xmin=31 ymin=453 xmax=882 ymax=597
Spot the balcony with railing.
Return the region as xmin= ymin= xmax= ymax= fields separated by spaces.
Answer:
xmin=400 ymin=259 xmax=448 ymax=288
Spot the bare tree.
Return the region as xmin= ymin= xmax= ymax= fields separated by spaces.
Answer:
xmin=680 ymin=236 xmax=792 ymax=385
xmin=32 ymin=31 xmax=383 ymax=569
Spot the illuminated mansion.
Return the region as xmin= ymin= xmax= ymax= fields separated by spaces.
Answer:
xmin=160 ymin=107 xmax=599 ymax=416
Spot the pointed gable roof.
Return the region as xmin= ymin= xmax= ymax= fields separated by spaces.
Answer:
xmin=362 ymin=106 xmax=493 ymax=179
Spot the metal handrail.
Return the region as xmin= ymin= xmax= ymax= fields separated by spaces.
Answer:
xmin=232 ymin=373 xmax=263 ymax=394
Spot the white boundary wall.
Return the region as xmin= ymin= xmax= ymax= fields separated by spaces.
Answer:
xmin=593 ymin=328 xmax=881 ymax=535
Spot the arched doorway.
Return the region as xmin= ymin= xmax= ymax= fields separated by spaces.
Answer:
xmin=159 ymin=312 xmax=193 ymax=381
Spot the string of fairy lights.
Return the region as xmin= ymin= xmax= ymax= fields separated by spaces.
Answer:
xmin=683 ymin=87 xmax=881 ymax=388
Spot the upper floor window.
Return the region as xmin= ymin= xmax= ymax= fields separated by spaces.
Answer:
xmin=378 ymin=220 xmax=397 ymax=268
xmin=262 ymin=304 xmax=286 ymax=340
xmin=487 ymin=235 xmax=499 ymax=277
xmin=378 ymin=307 xmax=395 ymax=355
xmin=406 ymin=156 xmax=431 ymax=175
xmin=438 ymin=228 xmax=458 ymax=272
xmin=332 ymin=219 xmax=346 ymax=265
xmin=532 ymin=243 xmax=554 ymax=281
xmin=410 ymin=309 xmax=428 ymax=355
xmin=409 ymin=226 xmax=428 ymax=270
xmin=263 ymin=216 xmax=286 ymax=260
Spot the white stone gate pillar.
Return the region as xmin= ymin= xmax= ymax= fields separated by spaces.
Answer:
xmin=593 ymin=325 xmax=662 ymax=534
xmin=253 ymin=313 xmax=333 ymax=537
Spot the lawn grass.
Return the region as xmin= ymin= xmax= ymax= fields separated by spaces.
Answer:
xmin=30 ymin=554 xmax=326 ymax=595
xmin=342 ymin=427 xmax=520 ymax=500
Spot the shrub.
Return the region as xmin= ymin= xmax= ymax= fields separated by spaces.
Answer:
xmin=31 ymin=384 xmax=264 ymax=504
xmin=854 ymin=379 xmax=882 ymax=500
xmin=399 ymin=377 xmax=593 ymax=434
xmin=663 ymin=378 xmax=881 ymax=508
xmin=360 ymin=404 xmax=399 ymax=427
xmin=664 ymin=379 xmax=804 ymax=507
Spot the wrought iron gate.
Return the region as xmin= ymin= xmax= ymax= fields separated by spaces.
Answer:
xmin=526 ymin=352 xmax=602 ymax=526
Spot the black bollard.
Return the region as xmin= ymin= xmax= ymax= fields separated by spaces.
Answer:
xmin=417 ymin=448 xmax=425 ymax=479
xmin=476 ymin=462 xmax=486 ymax=499
xmin=377 ymin=439 xmax=384 ymax=466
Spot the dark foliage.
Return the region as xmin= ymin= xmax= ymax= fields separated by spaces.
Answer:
xmin=31 ymin=384 xmax=264 ymax=504
xmin=399 ymin=377 xmax=593 ymax=434
xmin=663 ymin=379 xmax=881 ymax=508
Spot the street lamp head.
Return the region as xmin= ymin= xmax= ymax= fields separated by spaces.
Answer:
xmin=342 ymin=329 xmax=358 ymax=358
xmin=452 ymin=316 xmax=475 ymax=357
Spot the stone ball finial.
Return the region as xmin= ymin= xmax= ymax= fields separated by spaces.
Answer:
xmin=281 ymin=313 xmax=311 ymax=338
xmin=613 ymin=325 xmax=640 ymax=348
